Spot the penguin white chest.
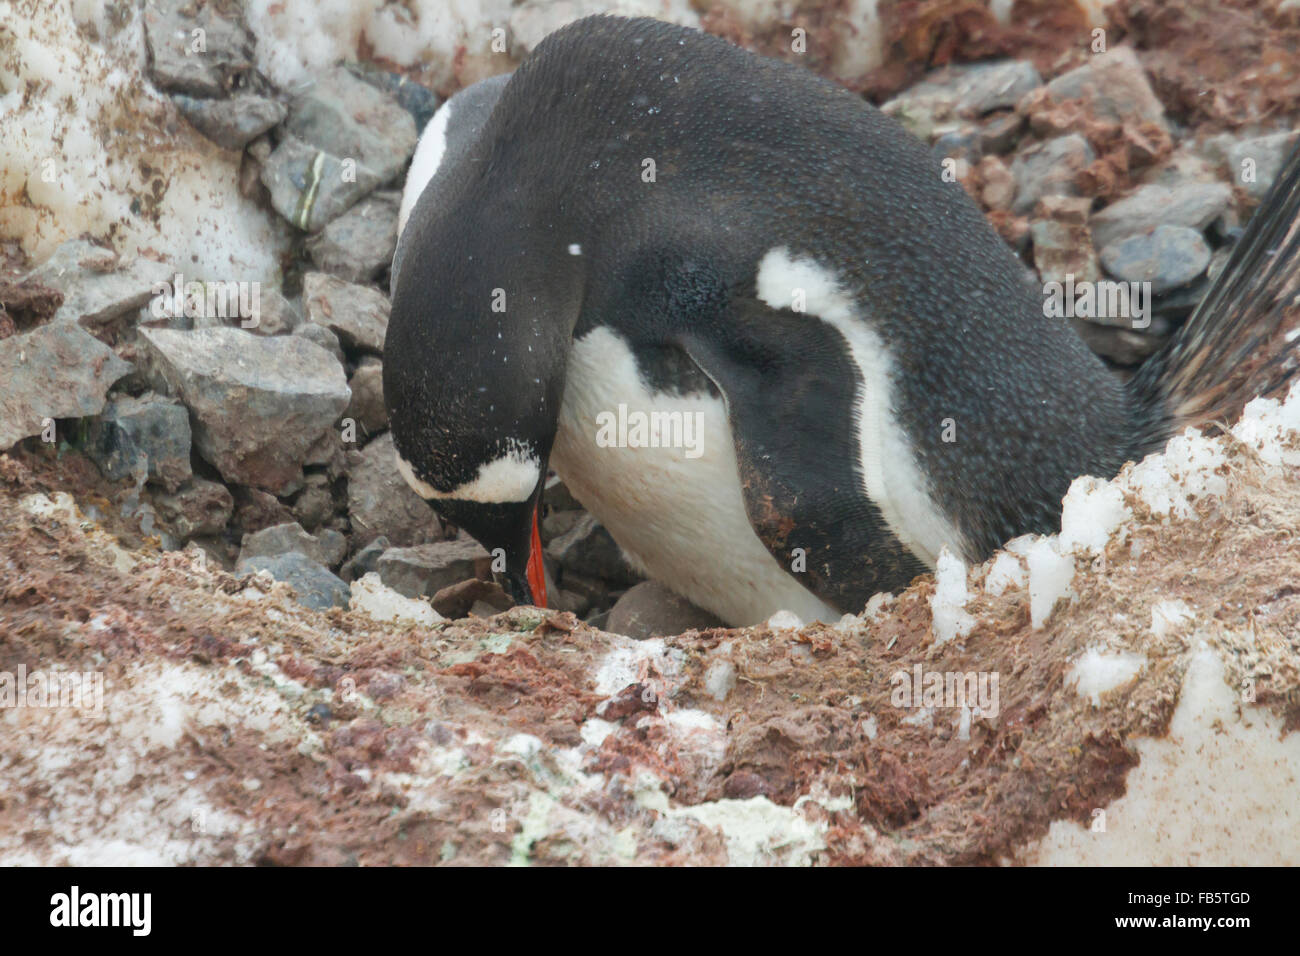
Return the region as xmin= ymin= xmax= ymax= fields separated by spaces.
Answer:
xmin=548 ymin=327 xmax=836 ymax=627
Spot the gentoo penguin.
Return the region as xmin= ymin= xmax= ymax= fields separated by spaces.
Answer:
xmin=384 ymin=15 xmax=1300 ymax=626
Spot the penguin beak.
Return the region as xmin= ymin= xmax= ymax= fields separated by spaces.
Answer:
xmin=501 ymin=501 xmax=547 ymax=609
xmin=432 ymin=486 xmax=548 ymax=611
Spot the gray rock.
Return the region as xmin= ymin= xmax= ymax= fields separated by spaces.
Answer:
xmin=284 ymin=67 xmax=416 ymax=184
xmin=884 ymin=59 xmax=1041 ymax=129
xmin=546 ymin=513 xmax=642 ymax=587
xmin=1070 ymin=318 xmax=1169 ymax=366
xmin=262 ymin=67 xmax=416 ymax=231
xmin=239 ymin=521 xmax=346 ymax=569
xmin=261 ymin=136 xmax=383 ymax=233
xmin=291 ymin=473 xmax=335 ymax=530
xmin=293 ymin=322 xmax=345 ymax=363
xmin=1226 ymin=131 xmax=1298 ymax=201
xmin=287 ymin=323 xmax=343 ymax=364
xmin=138 ymin=327 xmax=350 ymax=494
xmin=1010 ymin=134 xmax=1096 ymax=215
xmin=231 ymin=485 xmax=295 ymax=534
xmin=239 ymin=552 xmax=351 ymax=610
xmin=0 ymin=322 xmax=133 ymax=449
xmin=1099 ymin=225 xmax=1211 ymax=295
xmin=345 ymin=63 xmax=442 ymax=131
xmin=86 ymin=393 xmax=192 ymax=492
xmin=344 ymin=359 xmax=388 ymax=437
xmin=305 ymin=193 xmax=400 ymax=282
xmin=339 ymin=535 xmax=389 ymax=583
xmin=607 ymin=581 xmax=724 ymax=640
xmin=173 ymin=92 xmax=286 ymax=151
xmin=346 ymin=432 xmax=443 ymax=548
xmin=543 ymin=477 xmax=583 ymax=512
xmin=143 ymin=0 xmax=254 ymax=97
xmin=377 ymin=539 xmax=490 ymax=599
xmin=244 ymin=289 xmax=302 ymax=336
xmin=1045 ymin=46 xmax=1168 ymax=130
xmin=541 ymin=508 xmax=583 ymax=543
xmin=26 ymin=240 xmax=173 ymax=330
xmin=301 ymin=272 xmax=389 ymax=354
xmin=1090 ymin=182 xmax=1233 ymax=250
xmin=152 ymin=477 xmax=234 ymax=539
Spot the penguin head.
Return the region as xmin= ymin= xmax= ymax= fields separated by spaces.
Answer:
xmin=384 ymin=212 xmax=580 ymax=610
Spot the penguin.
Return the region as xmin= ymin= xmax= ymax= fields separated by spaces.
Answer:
xmin=384 ymin=15 xmax=1300 ymax=626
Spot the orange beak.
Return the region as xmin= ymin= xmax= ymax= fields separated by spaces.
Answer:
xmin=525 ymin=503 xmax=547 ymax=608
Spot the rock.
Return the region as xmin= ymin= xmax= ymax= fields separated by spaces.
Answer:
xmin=541 ymin=508 xmax=584 ymax=542
xmin=547 ymin=513 xmax=642 ymax=587
xmin=1010 ymin=134 xmax=1095 ymax=214
xmin=980 ymin=110 xmax=1024 ymax=154
xmin=26 ymin=239 xmax=173 ymax=330
xmin=239 ymin=552 xmax=350 ymax=611
xmin=607 ymin=581 xmax=725 ymax=639
xmin=346 ymin=432 xmax=443 ymax=548
xmin=143 ymin=0 xmax=254 ymax=97
xmin=152 ymin=478 xmax=234 ymax=539
xmin=1225 ymin=131 xmax=1299 ymax=201
xmin=138 ymin=327 xmax=350 ymax=494
xmin=1099 ymin=225 xmax=1211 ymax=295
xmin=262 ymin=67 xmax=417 ymax=231
xmin=430 ymin=578 xmax=514 ymax=619
xmin=1045 ymin=47 xmax=1168 ymax=130
xmin=339 ymin=535 xmax=389 ymax=583
xmin=1070 ymin=318 xmax=1169 ymax=366
xmin=344 ymin=64 xmax=442 ymax=131
xmin=239 ymin=521 xmax=346 ymax=569
xmin=261 ymin=136 xmax=383 ymax=232
xmin=172 ymin=92 xmax=286 ymax=151
xmin=978 ymin=155 xmax=1015 ymax=211
xmin=377 ymin=540 xmax=490 ymax=599
xmin=231 ymin=485 xmax=295 ymax=534
xmin=344 ymin=359 xmax=388 ymax=437
xmin=0 ymin=322 xmax=133 ymax=449
xmin=1030 ymin=196 xmax=1100 ymax=286
xmin=290 ymin=474 xmax=335 ymax=530
xmin=305 ymin=193 xmax=400 ymax=283
xmin=884 ymin=59 xmax=1041 ymax=133
xmin=245 ymin=290 xmax=302 ymax=336
xmin=1089 ymin=182 xmax=1233 ymax=250
xmin=292 ymin=322 xmax=345 ymax=363
xmin=86 ymin=393 xmax=192 ymax=492
xmin=301 ymin=273 xmax=389 ymax=354
xmin=284 ymin=67 xmax=416 ymax=183
xmin=543 ymin=477 xmax=583 ymax=512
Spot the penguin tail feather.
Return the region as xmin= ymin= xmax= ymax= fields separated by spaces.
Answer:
xmin=1130 ymin=135 xmax=1300 ymax=453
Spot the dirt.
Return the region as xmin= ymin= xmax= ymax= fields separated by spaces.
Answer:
xmin=2 ymin=430 xmax=1296 ymax=865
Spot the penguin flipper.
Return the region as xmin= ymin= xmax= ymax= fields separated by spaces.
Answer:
xmin=673 ymin=297 xmax=930 ymax=615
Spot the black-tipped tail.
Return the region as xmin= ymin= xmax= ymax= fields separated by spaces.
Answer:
xmin=1130 ymin=135 xmax=1300 ymax=451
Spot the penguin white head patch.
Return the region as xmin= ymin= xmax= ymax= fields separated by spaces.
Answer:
xmin=395 ymin=442 xmax=540 ymax=504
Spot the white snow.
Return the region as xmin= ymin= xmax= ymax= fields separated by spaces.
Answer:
xmin=930 ymin=547 xmax=975 ymax=645
xmin=1032 ymin=649 xmax=1300 ymax=865
xmin=1066 ymin=648 xmax=1146 ymax=706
